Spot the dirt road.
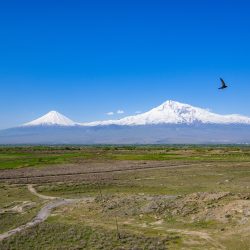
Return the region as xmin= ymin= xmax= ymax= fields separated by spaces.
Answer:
xmin=0 ymin=185 xmax=93 ymax=241
xmin=0 ymin=199 xmax=73 ymax=241
xmin=0 ymin=185 xmax=225 ymax=249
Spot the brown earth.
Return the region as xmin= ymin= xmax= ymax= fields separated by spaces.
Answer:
xmin=0 ymin=160 xmax=204 ymax=184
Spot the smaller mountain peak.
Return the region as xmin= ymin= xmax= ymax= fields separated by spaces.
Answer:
xmin=23 ymin=110 xmax=76 ymax=127
xmin=45 ymin=110 xmax=65 ymax=118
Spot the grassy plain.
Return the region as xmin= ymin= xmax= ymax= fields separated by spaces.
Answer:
xmin=0 ymin=146 xmax=250 ymax=249
xmin=1 ymin=145 xmax=250 ymax=170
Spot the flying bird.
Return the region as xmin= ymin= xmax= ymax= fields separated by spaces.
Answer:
xmin=218 ymin=78 xmax=228 ymax=90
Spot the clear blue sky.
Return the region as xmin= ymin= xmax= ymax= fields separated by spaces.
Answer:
xmin=1 ymin=0 xmax=250 ymax=129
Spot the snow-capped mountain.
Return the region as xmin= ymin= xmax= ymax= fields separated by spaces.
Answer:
xmin=22 ymin=101 xmax=250 ymax=127
xmin=81 ymin=100 xmax=250 ymax=126
xmin=23 ymin=111 xmax=76 ymax=126
xmin=2 ymin=101 xmax=250 ymax=144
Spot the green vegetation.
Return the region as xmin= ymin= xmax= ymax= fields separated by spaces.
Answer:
xmin=36 ymin=161 xmax=250 ymax=197
xmin=0 ymin=221 xmax=178 ymax=250
xmin=0 ymin=146 xmax=250 ymax=249
xmin=1 ymin=145 xmax=250 ymax=169
xmin=0 ymin=184 xmax=38 ymax=206
xmin=0 ymin=146 xmax=98 ymax=169
xmin=0 ymin=208 xmax=40 ymax=234
xmin=0 ymin=184 xmax=43 ymax=233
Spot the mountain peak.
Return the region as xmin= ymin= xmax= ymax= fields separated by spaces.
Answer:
xmin=81 ymin=100 xmax=250 ymax=126
xmin=156 ymin=100 xmax=191 ymax=110
xmin=23 ymin=111 xmax=76 ymax=126
xmin=161 ymin=100 xmax=184 ymax=105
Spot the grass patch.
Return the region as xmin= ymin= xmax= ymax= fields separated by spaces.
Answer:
xmin=0 ymin=184 xmax=40 ymax=207
xmin=0 ymin=207 xmax=40 ymax=234
xmin=0 ymin=184 xmax=43 ymax=234
xmin=0 ymin=221 xmax=178 ymax=250
xmin=36 ymin=161 xmax=250 ymax=198
xmin=1 ymin=145 xmax=250 ymax=169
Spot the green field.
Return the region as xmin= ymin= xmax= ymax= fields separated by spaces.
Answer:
xmin=1 ymin=145 xmax=250 ymax=170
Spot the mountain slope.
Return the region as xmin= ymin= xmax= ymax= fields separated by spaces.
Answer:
xmin=81 ymin=100 xmax=250 ymax=126
xmin=23 ymin=111 xmax=76 ymax=127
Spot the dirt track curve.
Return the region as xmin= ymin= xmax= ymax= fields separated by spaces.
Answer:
xmin=0 ymin=185 xmax=93 ymax=241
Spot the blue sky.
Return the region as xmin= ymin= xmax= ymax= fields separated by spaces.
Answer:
xmin=1 ymin=0 xmax=250 ymax=128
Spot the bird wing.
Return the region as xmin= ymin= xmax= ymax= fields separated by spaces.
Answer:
xmin=220 ymin=78 xmax=226 ymax=87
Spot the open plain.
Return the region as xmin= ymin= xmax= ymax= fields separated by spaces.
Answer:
xmin=0 ymin=146 xmax=250 ymax=249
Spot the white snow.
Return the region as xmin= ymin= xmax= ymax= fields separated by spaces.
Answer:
xmin=80 ymin=100 xmax=250 ymax=126
xmin=23 ymin=101 xmax=250 ymax=127
xmin=23 ymin=111 xmax=76 ymax=126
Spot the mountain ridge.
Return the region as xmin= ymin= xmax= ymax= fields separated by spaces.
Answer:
xmin=22 ymin=100 xmax=250 ymax=127
xmin=2 ymin=99 xmax=250 ymax=144
xmin=81 ymin=100 xmax=250 ymax=126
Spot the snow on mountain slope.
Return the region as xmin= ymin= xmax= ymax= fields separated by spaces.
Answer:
xmin=81 ymin=100 xmax=250 ymax=126
xmin=22 ymin=101 xmax=250 ymax=128
xmin=23 ymin=111 xmax=76 ymax=126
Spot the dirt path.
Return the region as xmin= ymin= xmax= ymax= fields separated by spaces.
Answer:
xmin=0 ymin=185 xmax=93 ymax=242
xmin=28 ymin=184 xmax=58 ymax=200
xmin=0 ymin=185 xmax=225 ymax=249
xmin=0 ymin=199 xmax=73 ymax=241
